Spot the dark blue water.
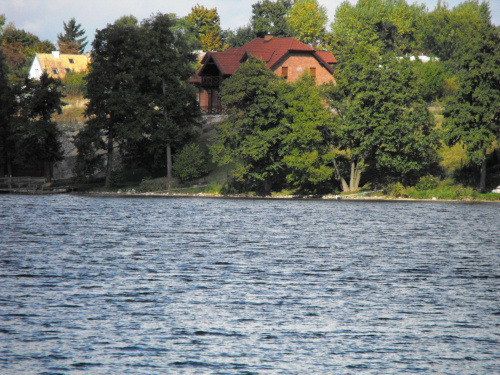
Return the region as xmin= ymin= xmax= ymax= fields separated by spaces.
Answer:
xmin=0 ymin=195 xmax=499 ymax=374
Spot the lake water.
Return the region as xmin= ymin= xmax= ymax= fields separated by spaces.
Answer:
xmin=0 ymin=194 xmax=499 ymax=374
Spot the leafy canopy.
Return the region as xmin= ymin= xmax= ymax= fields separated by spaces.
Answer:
xmin=287 ymin=0 xmax=328 ymax=48
xmin=211 ymin=56 xmax=287 ymax=193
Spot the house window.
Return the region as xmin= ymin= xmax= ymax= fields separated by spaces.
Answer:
xmin=65 ymin=68 xmax=71 ymax=73
xmin=310 ymin=67 xmax=316 ymax=77
xmin=52 ymin=68 xmax=59 ymax=75
xmin=281 ymin=67 xmax=288 ymax=79
xmin=69 ymin=59 xmax=74 ymax=64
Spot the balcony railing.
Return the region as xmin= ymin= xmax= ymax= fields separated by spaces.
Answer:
xmin=200 ymin=105 xmax=226 ymax=115
xmin=201 ymin=76 xmax=222 ymax=87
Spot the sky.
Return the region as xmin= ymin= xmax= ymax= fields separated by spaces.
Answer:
xmin=2 ymin=0 xmax=499 ymax=51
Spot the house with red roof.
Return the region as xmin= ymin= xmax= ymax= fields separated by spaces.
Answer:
xmin=190 ymin=36 xmax=337 ymax=114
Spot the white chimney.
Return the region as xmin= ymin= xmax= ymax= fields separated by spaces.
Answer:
xmin=52 ymin=51 xmax=60 ymax=59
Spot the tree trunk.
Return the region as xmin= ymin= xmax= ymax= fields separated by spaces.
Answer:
xmin=44 ymin=160 xmax=53 ymax=181
xmin=104 ymin=128 xmax=114 ymax=189
xmin=166 ymin=142 xmax=172 ymax=179
xmin=263 ymin=177 xmax=272 ymax=196
xmin=332 ymin=157 xmax=349 ymax=192
xmin=7 ymin=162 xmax=12 ymax=189
xmin=349 ymin=160 xmax=362 ymax=192
xmin=162 ymin=78 xmax=173 ymax=180
xmin=479 ymin=159 xmax=487 ymax=193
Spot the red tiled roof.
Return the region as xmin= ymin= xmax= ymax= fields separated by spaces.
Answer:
xmin=195 ymin=36 xmax=336 ymax=79
xmin=316 ymin=51 xmax=337 ymax=64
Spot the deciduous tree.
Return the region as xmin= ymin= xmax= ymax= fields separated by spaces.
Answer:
xmin=331 ymin=0 xmax=424 ymax=56
xmin=77 ymin=13 xmax=199 ymax=186
xmin=251 ymin=0 xmax=293 ymax=38
xmin=211 ymin=56 xmax=287 ymax=194
xmin=443 ymin=1 xmax=500 ymax=192
xmin=326 ymin=50 xmax=439 ymax=191
xmin=186 ymin=5 xmax=225 ymax=51
xmin=281 ymin=73 xmax=334 ymax=192
xmin=287 ymin=0 xmax=328 ymax=48
xmin=14 ymin=73 xmax=64 ymax=180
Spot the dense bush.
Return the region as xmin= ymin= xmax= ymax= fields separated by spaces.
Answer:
xmin=172 ymin=143 xmax=208 ymax=182
xmin=62 ymin=71 xmax=87 ymax=96
xmin=415 ymin=175 xmax=439 ymax=191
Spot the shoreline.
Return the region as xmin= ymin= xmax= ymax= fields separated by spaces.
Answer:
xmin=73 ymin=190 xmax=500 ymax=203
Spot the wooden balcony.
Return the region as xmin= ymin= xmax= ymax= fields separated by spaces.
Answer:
xmin=201 ymin=76 xmax=222 ymax=87
xmin=200 ymin=105 xmax=226 ymax=115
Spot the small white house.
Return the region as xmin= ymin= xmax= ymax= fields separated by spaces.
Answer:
xmin=29 ymin=51 xmax=90 ymax=80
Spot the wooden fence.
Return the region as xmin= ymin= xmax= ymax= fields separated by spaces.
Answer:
xmin=0 ymin=177 xmax=47 ymax=193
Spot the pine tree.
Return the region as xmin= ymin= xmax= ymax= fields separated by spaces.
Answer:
xmin=57 ymin=18 xmax=88 ymax=54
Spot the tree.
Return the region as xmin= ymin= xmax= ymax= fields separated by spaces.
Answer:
xmin=0 ymin=47 xmax=16 ymax=176
xmin=78 ymin=13 xmax=199 ymax=187
xmin=0 ymin=23 xmax=55 ymax=83
xmin=14 ymin=73 xmax=64 ymax=180
xmin=414 ymin=60 xmax=450 ymax=102
xmin=0 ymin=14 xmax=6 ymax=34
xmin=78 ymin=19 xmax=142 ymax=187
xmin=185 ymin=5 xmax=225 ymax=51
xmin=251 ymin=0 xmax=293 ymax=38
xmin=281 ymin=73 xmax=334 ymax=192
xmin=287 ymin=0 xmax=328 ymax=48
xmin=137 ymin=13 xmax=200 ymax=179
xmin=331 ymin=0 xmax=425 ymax=56
xmin=210 ymin=56 xmax=287 ymax=194
xmin=224 ymin=25 xmax=255 ymax=48
xmin=325 ymin=50 xmax=439 ymax=191
xmin=443 ymin=1 xmax=500 ymax=192
xmin=57 ymin=18 xmax=88 ymax=54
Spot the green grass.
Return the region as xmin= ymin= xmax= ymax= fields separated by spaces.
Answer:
xmin=387 ymin=179 xmax=500 ymax=201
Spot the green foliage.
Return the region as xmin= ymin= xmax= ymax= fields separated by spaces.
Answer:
xmin=388 ymin=178 xmax=480 ymax=200
xmin=415 ymin=175 xmax=439 ymax=191
xmin=287 ymin=0 xmax=328 ymax=48
xmin=419 ymin=1 xmax=492 ymax=62
xmin=281 ymin=73 xmax=334 ymax=192
xmin=326 ymin=51 xmax=440 ymax=191
xmin=0 ymin=14 xmax=5 ymax=34
xmin=0 ymin=23 xmax=55 ymax=84
xmin=57 ymin=18 xmax=88 ymax=54
xmin=442 ymin=1 xmax=500 ymax=191
xmin=331 ymin=0 xmax=425 ymax=56
xmin=224 ymin=25 xmax=255 ymax=48
xmin=62 ymin=70 xmax=86 ymax=96
xmin=211 ymin=56 xmax=287 ymax=194
xmin=14 ymin=73 xmax=64 ymax=179
xmin=0 ymin=47 xmax=15 ymax=175
xmin=78 ymin=13 xmax=199 ymax=187
xmin=185 ymin=5 xmax=225 ymax=51
xmin=172 ymin=143 xmax=208 ymax=182
xmin=414 ymin=60 xmax=451 ymax=102
xmin=251 ymin=0 xmax=293 ymax=38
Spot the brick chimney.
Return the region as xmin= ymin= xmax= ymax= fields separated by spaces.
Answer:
xmin=264 ymin=35 xmax=274 ymax=42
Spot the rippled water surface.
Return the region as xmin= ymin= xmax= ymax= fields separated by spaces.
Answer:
xmin=1 ymin=195 xmax=499 ymax=374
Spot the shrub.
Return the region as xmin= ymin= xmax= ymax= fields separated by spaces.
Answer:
xmin=388 ymin=182 xmax=407 ymax=197
xmin=172 ymin=143 xmax=208 ymax=182
xmin=415 ymin=175 xmax=439 ymax=191
xmin=62 ymin=71 xmax=87 ymax=96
